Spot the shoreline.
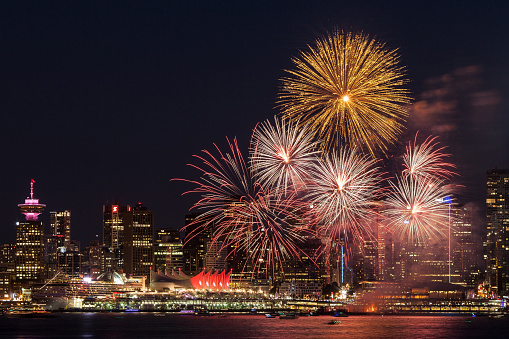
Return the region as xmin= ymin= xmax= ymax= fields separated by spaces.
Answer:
xmin=33 ymin=309 xmax=506 ymax=317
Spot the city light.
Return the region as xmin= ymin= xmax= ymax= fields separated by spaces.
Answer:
xmin=2 ymin=15 xmax=506 ymax=324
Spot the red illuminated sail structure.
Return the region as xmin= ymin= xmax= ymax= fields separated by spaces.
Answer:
xmin=150 ymin=268 xmax=232 ymax=291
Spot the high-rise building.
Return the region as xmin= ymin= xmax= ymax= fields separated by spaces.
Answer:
xmin=226 ymin=241 xmax=252 ymax=283
xmin=486 ymin=169 xmax=509 ymax=296
xmin=100 ymin=247 xmax=116 ymax=274
xmin=44 ymin=235 xmax=62 ymax=279
xmin=380 ymin=228 xmax=400 ymax=282
xmin=413 ymin=242 xmax=451 ymax=283
xmin=154 ymin=228 xmax=184 ymax=273
xmin=183 ymin=214 xmax=211 ymax=274
xmin=205 ymin=240 xmax=228 ymax=271
xmin=452 ymin=204 xmax=478 ymax=287
xmin=0 ymin=242 xmax=15 ymax=265
xmin=83 ymin=240 xmax=102 ymax=279
xmin=282 ymin=234 xmax=323 ymax=286
xmin=103 ymin=204 xmax=130 ymax=272
xmin=329 ymin=232 xmax=347 ymax=285
xmin=46 ymin=246 xmax=82 ymax=279
xmin=15 ymin=180 xmax=45 ymax=289
xmin=44 ymin=235 xmax=82 ymax=280
xmin=50 ymin=210 xmax=71 ymax=248
xmin=349 ymin=218 xmax=382 ymax=286
xmin=124 ymin=203 xmax=154 ymax=277
xmin=0 ymin=242 xmax=15 ymax=299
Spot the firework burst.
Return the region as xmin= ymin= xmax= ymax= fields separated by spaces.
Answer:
xmin=250 ymin=117 xmax=320 ymax=194
xmin=304 ymin=147 xmax=384 ymax=243
xmin=384 ymin=175 xmax=452 ymax=244
xmin=278 ymin=29 xmax=411 ymax=155
xmin=402 ymin=134 xmax=456 ymax=180
xmin=173 ymin=138 xmax=310 ymax=278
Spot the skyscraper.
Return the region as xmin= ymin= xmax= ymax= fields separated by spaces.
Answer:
xmin=103 ymin=204 xmax=130 ymax=272
xmin=0 ymin=242 xmax=15 ymax=265
xmin=282 ymin=234 xmax=323 ymax=286
xmin=44 ymin=234 xmax=61 ymax=279
xmin=452 ymin=204 xmax=478 ymax=287
xmin=15 ymin=180 xmax=45 ymax=289
xmin=0 ymin=242 xmax=15 ymax=298
xmin=486 ymin=169 xmax=509 ymax=296
xmin=183 ymin=213 xmax=211 ymax=274
xmin=45 ymin=210 xmax=72 ymax=279
xmin=50 ymin=210 xmax=71 ymax=248
xmin=84 ymin=240 xmax=102 ymax=279
xmin=205 ymin=241 xmax=228 ymax=271
xmin=124 ymin=203 xmax=154 ymax=277
xmin=154 ymin=228 xmax=183 ymax=273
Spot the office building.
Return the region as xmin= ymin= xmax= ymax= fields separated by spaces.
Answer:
xmin=154 ymin=228 xmax=184 ymax=273
xmin=44 ymin=235 xmax=63 ymax=279
xmin=0 ymin=269 xmax=12 ymax=299
xmin=124 ymin=203 xmax=154 ymax=277
xmin=452 ymin=204 xmax=478 ymax=287
xmin=0 ymin=242 xmax=15 ymax=265
xmin=486 ymin=169 xmax=509 ymax=296
xmin=83 ymin=240 xmax=102 ymax=279
xmin=50 ymin=210 xmax=71 ymax=248
xmin=281 ymin=234 xmax=323 ymax=296
xmin=0 ymin=243 xmax=15 ymax=299
xmin=183 ymin=214 xmax=211 ymax=274
xmin=103 ymin=204 xmax=130 ymax=272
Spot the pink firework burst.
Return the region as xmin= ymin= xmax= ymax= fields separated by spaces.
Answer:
xmin=250 ymin=117 xmax=320 ymax=194
xmin=173 ymin=137 xmax=311 ymax=278
xmin=384 ymin=174 xmax=453 ymax=244
xmin=304 ymin=146 xmax=384 ymax=244
xmin=402 ymin=134 xmax=457 ymax=180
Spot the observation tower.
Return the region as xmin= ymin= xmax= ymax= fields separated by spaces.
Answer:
xmin=18 ymin=179 xmax=45 ymax=220
xmin=15 ymin=179 xmax=46 ymax=288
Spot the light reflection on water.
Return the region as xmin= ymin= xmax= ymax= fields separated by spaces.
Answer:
xmin=1 ymin=313 xmax=508 ymax=339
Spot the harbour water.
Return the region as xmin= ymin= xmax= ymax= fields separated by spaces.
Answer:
xmin=1 ymin=312 xmax=508 ymax=338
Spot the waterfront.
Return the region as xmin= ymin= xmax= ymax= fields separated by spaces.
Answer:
xmin=0 ymin=313 xmax=508 ymax=338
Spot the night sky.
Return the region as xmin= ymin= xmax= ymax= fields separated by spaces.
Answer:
xmin=1 ymin=1 xmax=508 ymax=246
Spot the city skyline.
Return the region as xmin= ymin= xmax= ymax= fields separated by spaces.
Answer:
xmin=1 ymin=1 xmax=508 ymax=246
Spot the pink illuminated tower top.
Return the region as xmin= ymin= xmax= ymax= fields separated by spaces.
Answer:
xmin=18 ymin=179 xmax=46 ymax=221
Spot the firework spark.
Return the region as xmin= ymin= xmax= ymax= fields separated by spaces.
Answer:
xmin=384 ymin=175 xmax=452 ymax=244
xmin=250 ymin=117 xmax=320 ymax=193
xmin=304 ymin=147 xmax=384 ymax=243
xmin=173 ymin=138 xmax=310 ymax=278
xmin=402 ymin=134 xmax=457 ymax=180
xmin=278 ymin=30 xmax=411 ymax=155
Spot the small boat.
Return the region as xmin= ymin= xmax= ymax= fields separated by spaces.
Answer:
xmin=194 ymin=310 xmax=212 ymax=316
xmin=279 ymin=313 xmax=299 ymax=319
xmin=154 ymin=312 xmax=166 ymax=317
xmin=327 ymin=320 xmax=341 ymax=325
xmin=333 ymin=311 xmax=348 ymax=317
xmin=265 ymin=313 xmax=278 ymax=318
xmin=5 ymin=310 xmax=54 ymax=318
xmin=179 ymin=309 xmax=194 ymax=315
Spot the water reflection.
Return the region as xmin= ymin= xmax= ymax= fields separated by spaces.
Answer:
xmin=1 ymin=313 xmax=508 ymax=339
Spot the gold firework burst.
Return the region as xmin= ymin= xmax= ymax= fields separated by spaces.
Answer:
xmin=278 ymin=30 xmax=411 ymax=156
